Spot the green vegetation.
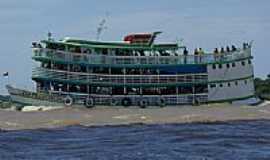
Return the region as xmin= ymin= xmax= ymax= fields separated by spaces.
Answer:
xmin=0 ymin=96 xmax=13 ymax=109
xmin=254 ymin=74 xmax=270 ymax=100
xmin=0 ymin=101 xmax=12 ymax=109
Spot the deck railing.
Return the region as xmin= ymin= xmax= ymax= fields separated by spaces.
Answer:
xmin=32 ymin=47 xmax=251 ymax=65
xmin=7 ymin=85 xmax=208 ymax=105
xmin=49 ymin=91 xmax=208 ymax=105
xmin=9 ymin=85 xmax=208 ymax=105
xmin=32 ymin=67 xmax=208 ymax=85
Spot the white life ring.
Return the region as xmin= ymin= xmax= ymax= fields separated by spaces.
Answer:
xmin=85 ymin=97 xmax=95 ymax=108
xmin=64 ymin=96 xmax=73 ymax=107
xmin=139 ymin=98 xmax=148 ymax=108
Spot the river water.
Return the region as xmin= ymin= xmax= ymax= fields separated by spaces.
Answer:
xmin=0 ymin=120 xmax=269 ymax=160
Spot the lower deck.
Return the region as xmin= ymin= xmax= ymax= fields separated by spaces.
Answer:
xmin=7 ymin=85 xmax=254 ymax=108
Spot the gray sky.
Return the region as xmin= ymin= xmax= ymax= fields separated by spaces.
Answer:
xmin=0 ymin=0 xmax=269 ymax=94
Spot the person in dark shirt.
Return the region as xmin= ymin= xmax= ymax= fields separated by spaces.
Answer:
xmin=232 ymin=45 xmax=237 ymax=52
xmin=183 ymin=47 xmax=188 ymax=64
xmin=226 ymin=46 xmax=230 ymax=53
xmin=220 ymin=47 xmax=225 ymax=60
xmin=214 ymin=48 xmax=219 ymax=61
xmin=220 ymin=47 xmax=225 ymax=53
xmin=243 ymin=42 xmax=248 ymax=50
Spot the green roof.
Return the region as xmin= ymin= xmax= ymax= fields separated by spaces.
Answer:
xmin=41 ymin=38 xmax=181 ymax=50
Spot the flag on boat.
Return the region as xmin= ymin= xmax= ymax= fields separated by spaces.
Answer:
xmin=3 ymin=72 xmax=8 ymax=77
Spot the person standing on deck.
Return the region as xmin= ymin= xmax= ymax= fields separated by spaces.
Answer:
xmin=183 ymin=47 xmax=188 ymax=64
xmin=232 ymin=45 xmax=237 ymax=52
xmin=243 ymin=42 xmax=248 ymax=50
xmin=194 ymin=48 xmax=199 ymax=64
xmin=214 ymin=48 xmax=219 ymax=61
xmin=220 ymin=47 xmax=225 ymax=61
xmin=198 ymin=48 xmax=204 ymax=63
xmin=226 ymin=46 xmax=230 ymax=53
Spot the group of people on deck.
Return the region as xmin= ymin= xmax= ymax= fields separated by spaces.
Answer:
xmin=182 ymin=47 xmax=206 ymax=64
xmin=213 ymin=45 xmax=237 ymax=61
xmin=182 ymin=42 xmax=250 ymax=64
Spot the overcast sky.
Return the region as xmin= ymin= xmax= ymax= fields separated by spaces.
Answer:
xmin=0 ymin=0 xmax=269 ymax=94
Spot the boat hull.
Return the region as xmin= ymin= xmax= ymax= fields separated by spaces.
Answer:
xmin=6 ymin=85 xmax=254 ymax=107
xmin=10 ymin=94 xmax=62 ymax=106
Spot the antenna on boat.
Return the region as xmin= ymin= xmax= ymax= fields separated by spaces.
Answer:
xmin=96 ymin=13 xmax=109 ymax=40
xmin=47 ymin=31 xmax=53 ymax=41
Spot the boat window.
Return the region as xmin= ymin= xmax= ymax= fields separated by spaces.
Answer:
xmin=210 ymin=84 xmax=216 ymax=88
xmin=244 ymin=80 xmax=248 ymax=84
xmin=46 ymin=43 xmax=58 ymax=50
xmin=102 ymin=48 xmax=108 ymax=55
xmin=126 ymin=87 xmax=140 ymax=95
xmin=67 ymin=45 xmax=81 ymax=53
xmin=227 ymin=82 xmax=231 ymax=87
xmin=179 ymin=86 xmax=193 ymax=94
xmin=235 ymin=81 xmax=238 ymax=86
xmin=226 ymin=63 xmax=230 ymax=68
xmin=55 ymin=44 xmax=65 ymax=51
xmin=232 ymin=62 xmax=236 ymax=67
xmin=111 ymin=68 xmax=123 ymax=74
xmin=219 ymin=83 xmax=223 ymax=87
xmin=241 ymin=61 xmax=246 ymax=66
xmin=218 ymin=64 xmax=222 ymax=69
xmin=82 ymin=48 xmax=92 ymax=54
xmin=94 ymin=48 xmax=102 ymax=54
xmin=194 ymin=84 xmax=208 ymax=93
xmin=212 ymin=64 xmax=216 ymax=70
xmin=248 ymin=59 xmax=252 ymax=64
xmin=139 ymin=50 xmax=145 ymax=56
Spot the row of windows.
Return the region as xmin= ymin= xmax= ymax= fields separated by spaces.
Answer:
xmin=212 ymin=59 xmax=252 ymax=70
xmin=209 ymin=79 xmax=249 ymax=88
xmin=45 ymin=43 xmax=176 ymax=56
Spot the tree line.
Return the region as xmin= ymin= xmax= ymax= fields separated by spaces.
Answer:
xmin=254 ymin=74 xmax=270 ymax=99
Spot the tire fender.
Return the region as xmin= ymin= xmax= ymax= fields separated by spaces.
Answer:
xmin=85 ymin=97 xmax=95 ymax=108
xmin=159 ymin=97 xmax=166 ymax=107
xmin=139 ymin=98 xmax=148 ymax=108
xmin=64 ymin=96 xmax=73 ymax=107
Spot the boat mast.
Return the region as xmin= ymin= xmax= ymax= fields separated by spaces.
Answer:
xmin=96 ymin=16 xmax=109 ymax=40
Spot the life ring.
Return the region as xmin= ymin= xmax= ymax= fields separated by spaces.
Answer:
xmin=139 ymin=98 xmax=148 ymax=108
xmin=110 ymin=98 xmax=118 ymax=106
xmin=85 ymin=97 xmax=95 ymax=108
xmin=64 ymin=96 xmax=73 ymax=107
xmin=158 ymin=97 xmax=166 ymax=108
xmin=122 ymin=98 xmax=131 ymax=107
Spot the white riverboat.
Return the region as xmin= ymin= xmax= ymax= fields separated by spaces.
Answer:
xmin=7 ymin=32 xmax=255 ymax=108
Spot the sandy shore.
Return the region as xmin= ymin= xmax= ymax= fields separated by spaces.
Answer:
xmin=0 ymin=103 xmax=270 ymax=130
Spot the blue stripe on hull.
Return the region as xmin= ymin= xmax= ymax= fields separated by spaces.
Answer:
xmin=159 ymin=65 xmax=207 ymax=74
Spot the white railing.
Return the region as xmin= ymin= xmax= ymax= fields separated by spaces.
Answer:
xmin=32 ymin=67 xmax=208 ymax=84
xmin=49 ymin=91 xmax=208 ymax=105
xmin=94 ymin=94 xmax=209 ymax=105
xmin=8 ymin=85 xmax=208 ymax=105
xmin=32 ymin=47 xmax=251 ymax=65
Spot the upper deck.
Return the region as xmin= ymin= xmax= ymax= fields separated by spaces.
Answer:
xmin=32 ymin=47 xmax=252 ymax=67
xmin=31 ymin=33 xmax=253 ymax=67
